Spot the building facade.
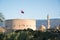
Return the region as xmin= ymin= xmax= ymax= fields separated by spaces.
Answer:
xmin=38 ymin=25 xmax=46 ymax=32
xmin=5 ymin=19 xmax=36 ymax=30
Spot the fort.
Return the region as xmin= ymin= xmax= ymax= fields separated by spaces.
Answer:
xmin=5 ymin=19 xmax=36 ymax=30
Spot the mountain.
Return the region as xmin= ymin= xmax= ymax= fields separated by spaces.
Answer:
xmin=36 ymin=19 xmax=60 ymax=29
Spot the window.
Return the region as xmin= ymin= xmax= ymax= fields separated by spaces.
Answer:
xmin=19 ymin=25 xmax=20 ymax=27
xmin=13 ymin=25 xmax=15 ymax=27
xmin=22 ymin=24 xmax=25 ymax=26
xmin=26 ymin=25 xmax=28 ymax=27
xmin=6 ymin=26 xmax=7 ymax=28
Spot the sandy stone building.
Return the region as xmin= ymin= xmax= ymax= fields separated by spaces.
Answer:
xmin=5 ymin=19 xmax=36 ymax=30
xmin=0 ymin=27 xmax=6 ymax=33
xmin=54 ymin=25 xmax=60 ymax=30
xmin=38 ymin=25 xmax=46 ymax=32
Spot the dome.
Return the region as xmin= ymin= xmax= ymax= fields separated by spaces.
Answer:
xmin=55 ymin=25 xmax=60 ymax=30
xmin=39 ymin=25 xmax=46 ymax=32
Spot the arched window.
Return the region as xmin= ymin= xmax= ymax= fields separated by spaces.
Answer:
xmin=13 ymin=25 xmax=15 ymax=27
xmin=6 ymin=26 xmax=8 ymax=28
xmin=19 ymin=25 xmax=20 ymax=27
xmin=26 ymin=25 xmax=28 ymax=27
xmin=22 ymin=24 xmax=25 ymax=26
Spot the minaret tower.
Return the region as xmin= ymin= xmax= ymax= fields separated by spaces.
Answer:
xmin=47 ymin=14 xmax=50 ymax=29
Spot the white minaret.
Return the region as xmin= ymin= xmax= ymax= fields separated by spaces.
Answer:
xmin=47 ymin=14 xmax=50 ymax=29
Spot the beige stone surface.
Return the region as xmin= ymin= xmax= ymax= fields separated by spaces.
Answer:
xmin=0 ymin=27 xmax=6 ymax=33
xmin=47 ymin=15 xmax=50 ymax=29
xmin=39 ymin=25 xmax=46 ymax=32
xmin=5 ymin=19 xmax=36 ymax=30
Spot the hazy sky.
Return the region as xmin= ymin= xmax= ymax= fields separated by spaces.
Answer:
xmin=0 ymin=0 xmax=60 ymax=20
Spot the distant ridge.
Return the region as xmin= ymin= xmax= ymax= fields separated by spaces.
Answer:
xmin=36 ymin=19 xmax=60 ymax=29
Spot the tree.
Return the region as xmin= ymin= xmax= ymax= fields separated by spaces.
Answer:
xmin=0 ymin=13 xmax=5 ymax=21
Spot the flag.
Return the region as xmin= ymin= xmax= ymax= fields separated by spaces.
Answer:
xmin=21 ymin=10 xmax=24 ymax=14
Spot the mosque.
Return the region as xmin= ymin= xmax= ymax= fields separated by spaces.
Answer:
xmin=38 ymin=15 xmax=50 ymax=32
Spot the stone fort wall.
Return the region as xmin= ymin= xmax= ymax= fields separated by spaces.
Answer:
xmin=5 ymin=19 xmax=36 ymax=30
